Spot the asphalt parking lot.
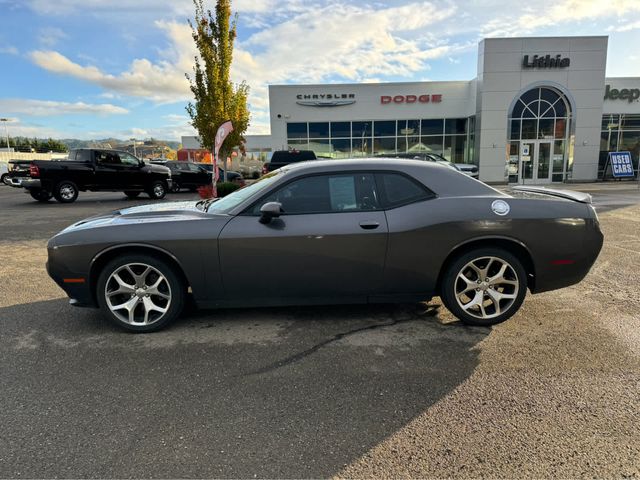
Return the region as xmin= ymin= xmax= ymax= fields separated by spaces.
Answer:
xmin=1 ymin=183 xmax=639 ymax=478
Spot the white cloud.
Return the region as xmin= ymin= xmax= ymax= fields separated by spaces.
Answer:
xmin=608 ymin=20 xmax=640 ymax=32
xmin=37 ymin=27 xmax=68 ymax=46
xmin=0 ymin=99 xmax=129 ymax=116
xmin=0 ymin=45 xmax=18 ymax=55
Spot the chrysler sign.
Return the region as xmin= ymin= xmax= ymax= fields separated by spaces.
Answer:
xmin=296 ymin=93 xmax=356 ymax=107
xmin=380 ymin=94 xmax=442 ymax=104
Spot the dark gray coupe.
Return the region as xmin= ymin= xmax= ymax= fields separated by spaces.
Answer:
xmin=47 ymin=159 xmax=603 ymax=332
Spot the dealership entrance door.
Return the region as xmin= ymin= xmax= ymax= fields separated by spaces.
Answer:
xmin=518 ymin=140 xmax=552 ymax=184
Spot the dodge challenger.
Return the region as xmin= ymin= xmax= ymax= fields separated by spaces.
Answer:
xmin=46 ymin=159 xmax=603 ymax=332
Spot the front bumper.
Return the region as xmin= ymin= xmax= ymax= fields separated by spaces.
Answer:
xmin=46 ymin=246 xmax=97 ymax=308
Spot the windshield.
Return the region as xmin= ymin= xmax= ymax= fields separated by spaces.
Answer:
xmin=205 ymin=170 xmax=282 ymax=214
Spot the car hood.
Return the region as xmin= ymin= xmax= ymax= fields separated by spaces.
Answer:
xmin=56 ymin=201 xmax=215 ymax=235
xmin=143 ymin=163 xmax=171 ymax=175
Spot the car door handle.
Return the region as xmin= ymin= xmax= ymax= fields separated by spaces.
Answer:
xmin=359 ymin=221 xmax=380 ymax=230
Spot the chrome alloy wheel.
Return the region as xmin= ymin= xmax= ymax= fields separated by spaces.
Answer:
xmin=454 ymin=256 xmax=519 ymax=320
xmin=60 ymin=184 xmax=76 ymax=200
xmin=153 ymin=183 xmax=165 ymax=197
xmin=104 ymin=263 xmax=172 ymax=325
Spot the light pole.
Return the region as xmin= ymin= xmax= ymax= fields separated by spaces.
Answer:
xmin=0 ymin=118 xmax=10 ymax=150
xmin=130 ymin=138 xmax=137 ymax=157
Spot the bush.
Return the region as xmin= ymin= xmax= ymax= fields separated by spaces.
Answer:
xmin=196 ymin=182 xmax=241 ymax=199
xmin=216 ymin=182 xmax=241 ymax=197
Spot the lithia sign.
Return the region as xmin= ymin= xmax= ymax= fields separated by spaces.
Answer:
xmin=522 ymin=54 xmax=570 ymax=69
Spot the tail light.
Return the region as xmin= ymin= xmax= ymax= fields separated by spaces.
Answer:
xmin=29 ymin=164 xmax=40 ymax=178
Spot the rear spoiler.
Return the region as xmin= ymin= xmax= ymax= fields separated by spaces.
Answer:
xmin=511 ymin=185 xmax=592 ymax=204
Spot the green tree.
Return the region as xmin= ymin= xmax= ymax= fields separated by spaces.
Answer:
xmin=186 ymin=0 xmax=250 ymax=181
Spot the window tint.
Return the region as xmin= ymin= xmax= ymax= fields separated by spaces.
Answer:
xmin=187 ymin=163 xmax=202 ymax=172
xmin=377 ymin=173 xmax=432 ymax=207
xmin=252 ymin=173 xmax=378 ymax=214
xmin=96 ymin=150 xmax=121 ymax=165
xmin=119 ymin=153 xmax=140 ymax=166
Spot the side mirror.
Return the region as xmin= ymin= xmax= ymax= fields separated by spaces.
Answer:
xmin=259 ymin=202 xmax=283 ymax=224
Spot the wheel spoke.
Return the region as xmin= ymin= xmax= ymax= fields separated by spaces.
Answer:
xmin=105 ymin=262 xmax=172 ymax=326
xmin=454 ymin=255 xmax=521 ymax=320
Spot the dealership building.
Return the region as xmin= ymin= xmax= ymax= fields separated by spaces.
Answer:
xmin=263 ymin=36 xmax=639 ymax=184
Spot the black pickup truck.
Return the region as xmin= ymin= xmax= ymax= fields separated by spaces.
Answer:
xmin=12 ymin=148 xmax=172 ymax=203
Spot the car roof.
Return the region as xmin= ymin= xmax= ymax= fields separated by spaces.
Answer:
xmin=279 ymin=158 xmax=500 ymax=198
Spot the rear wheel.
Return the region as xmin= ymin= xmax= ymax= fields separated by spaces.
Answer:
xmin=96 ymin=254 xmax=185 ymax=333
xmin=0 ymin=173 xmax=7 ymax=185
xmin=440 ymin=248 xmax=527 ymax=326
xmin=53 ymin=181 xmax=79 ymax=203
xmin=124 ymin=191 xmax=141 ymax=199
xmin=30 ymin=189 xmax=52 ymax=202
xmin=147 ymin=181 xmax=167 ymax=200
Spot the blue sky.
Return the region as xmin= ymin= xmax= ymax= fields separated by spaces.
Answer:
xmin=0 ymin=0 xmax=639 ymax=142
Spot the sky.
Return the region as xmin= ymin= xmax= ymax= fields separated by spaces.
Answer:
xmin=0 ymin=0 xmax=639 ymax=142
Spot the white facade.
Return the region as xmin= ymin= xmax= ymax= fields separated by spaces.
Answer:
xmin=267 ymin=36 xmax=640 ymax=184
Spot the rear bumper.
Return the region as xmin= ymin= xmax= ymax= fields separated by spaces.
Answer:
xmin=531 ymin=223 xmax=604 ymax=293
xmin=6 ymin=176 xmax=30 ymax=187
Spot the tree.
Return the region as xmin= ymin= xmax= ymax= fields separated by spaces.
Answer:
xmin=186 ymin=0 xmax=250 ymax=182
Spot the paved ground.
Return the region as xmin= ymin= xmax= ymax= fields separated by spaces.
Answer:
xmin=0 ymin=183 xmax=639 ymax=478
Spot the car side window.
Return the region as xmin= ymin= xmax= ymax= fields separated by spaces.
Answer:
xmin=376 ymin=173 xmax=434 ymax=208
xmin=187 ymin=163 xmax=202 ymax=172
xmin=250 ymin=173 xmax=378 ymax=215
xmin=119 ymin=153 xmax=140 ymax=166
xmin=96 ymin=150 xmax=121 ymax=165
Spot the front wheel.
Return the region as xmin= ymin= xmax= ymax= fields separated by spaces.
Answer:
xmin=440 ymin=248 xmax=527 ymax=326
xmin=53 ymin=181 xmax=79 ymax=203
xmin=30 ymin=189 xmax=53 ymax=202
xmin=96 ymin=254 xmax=186 ymax=333
xmin=147 ymin=181 xmax=167 ymax=200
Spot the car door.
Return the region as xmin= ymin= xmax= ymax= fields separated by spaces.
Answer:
xmin=93 ymin=150 xmax=121 ymax=188
xmin=118 ymin=152 xmax=145 ymax=188
xmin=218 ymin=172 xmax=388 ymax=303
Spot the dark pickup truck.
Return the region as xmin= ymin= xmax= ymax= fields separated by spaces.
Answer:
xmin=13 ymin=148 xmax=172 ymax=203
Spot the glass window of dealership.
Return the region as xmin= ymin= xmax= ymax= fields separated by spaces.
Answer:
xmin=270 ymin=36 xmax=639 ymax=183
xmin=286 ymin=117 xmax=475 ymax=164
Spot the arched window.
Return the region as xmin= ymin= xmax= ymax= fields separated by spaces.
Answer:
xmin=509 ymin=87 xmax=571 ymax=140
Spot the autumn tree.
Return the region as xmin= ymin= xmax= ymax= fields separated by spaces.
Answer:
xmin=186 ymin=0 xmax=250 ymax=181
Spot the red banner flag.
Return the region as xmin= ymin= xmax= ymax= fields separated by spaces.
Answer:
xmin=212 ymin=120 xmax=234 ymax=196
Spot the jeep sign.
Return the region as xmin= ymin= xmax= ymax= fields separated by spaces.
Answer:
xmin=604 ymin=85 xmax=640 ymax=103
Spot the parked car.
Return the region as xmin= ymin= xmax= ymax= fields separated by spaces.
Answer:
xmin=46 ymin=158 xmax=603 ymax=333
xmin=194 ymin=163 xmax=245 ymax=185
xmin=378 ymin=152 xmax=462 ymax=172
xmin=11 ymin=148 xmax=172 ymax=203
xmin=0 ymin=162 xmax=8 ymax=186
xmin=262 ymin=150 xmax=317 ymax=174
xmin=150 ymin=160 xmax=213 ymax=192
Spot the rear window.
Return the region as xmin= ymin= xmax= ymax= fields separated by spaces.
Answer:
xmin=270 ymin=150 xmax=317 ymax=163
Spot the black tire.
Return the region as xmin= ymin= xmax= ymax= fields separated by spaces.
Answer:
xmin=53 ymin=180 xmax=79 ymax=203
xmin=96 ymin=254 xmax=186 ymax=333
xmin=170 ymin=182 xmax=181 ymax=193
xmin=29 ymin=189 xmax=53 ymax=202
xmin=0 ymin=173 xmax=7 ymax=185
xmin=124 ymin=191 xmax=141 ymax=199
xmin=147 ymin=181 xmax=167 ymax=200
xmin=440 ymin=247 xmax=527 ymax=326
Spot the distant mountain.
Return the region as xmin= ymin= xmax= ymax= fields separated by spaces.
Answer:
xmin=60 ymin=138 xmax=181 ymax=150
